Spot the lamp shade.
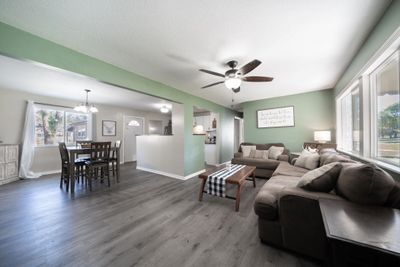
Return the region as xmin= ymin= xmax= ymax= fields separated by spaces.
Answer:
xmin=314 ymin=131 xmax=331 ymax=143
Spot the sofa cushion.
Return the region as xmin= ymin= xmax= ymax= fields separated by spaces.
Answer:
xmin=319 ymin=148 xmax=337 ymax=154
xmin=249 ymin=149 xmax=269 ymax=159
xmin=254 ymin=175 xmax=300 ymax=220
xmin=385 ymin=182 xmax=400 ymax=209
xmin=320 ymin=153 xmax=355 ymax=166
xmin=269 ymin=146 xmax=284 ymax=160
xmin=297 ymin=162 xmax=342 ymax=192
xmin=231 ymin=157 xmax=280 ymax=169
xmin=241 ymin=145 xmax=256 ymax=157
xmin=294 ymin=150 xmax=320 ymax=170
xmin=336 ymin=163 xmax=395 ymax=205
xmin=272 ymin=161 xmax=309 ymax=177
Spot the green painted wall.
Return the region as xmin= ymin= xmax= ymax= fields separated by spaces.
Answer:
xmin=334 ymin=0 xmax=400 ymax=96
xmin=0 ymin=21 xmax=236 ymax=176
xmin=242 ymin=89 xmax=335 ymax=152
xmin=333 ymin=1 xmax=400 ymax=181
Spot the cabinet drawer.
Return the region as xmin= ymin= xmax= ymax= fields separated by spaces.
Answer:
xmin=6 ymin=146 xmax=18 ymax=163
xmin=5 ymin=162 xmax=18 ymax=178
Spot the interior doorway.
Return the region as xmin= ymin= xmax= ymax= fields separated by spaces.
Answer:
xmin=123 ymin=116 xmax=145 ymax=162
xmin=234 ymin=116 xmax=244 ymax=152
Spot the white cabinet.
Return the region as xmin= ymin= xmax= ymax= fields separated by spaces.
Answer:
xmin=205 ymin=144 xmax=218 ymax=165
xmin=0 ymin=144 xmax=19 ymax=185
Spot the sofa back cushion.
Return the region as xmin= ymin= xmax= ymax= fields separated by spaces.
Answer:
xmin=241 ymin=145 xmax=256 ymax=157
xmin=336 ymin=163 xmax=395 ymax=205
xmin=249 ymin=149 xmax=269 ymax=159
xmin=268 ymin=146 xmax=285 ymax=160
xmin=294 ymin=149 xmax=320 ymax=170
xmin=238 ymin=142 xmax=286 ymax=153
xmin=297 ymin=162 xmax=342 ymax=192
xmin=320 ymin=153 xmax=355 ymax=166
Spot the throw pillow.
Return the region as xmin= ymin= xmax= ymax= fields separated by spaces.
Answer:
xmin=297 ymin=162 xmax=342 ymax=192
xmin=268 ymin=146 xmax=284 ymax=160
xmin=336 ymin=163 xmax=395 ymax=205
xmin=254 ymin=149 xmax=269 ymax=159
xmin=241 ymin=145 xmax=256 ymax=157
xmin=304 ymin=146 xmax=318 ymax=153
xmin=385 ymin=183 xmax=400 ymax=209
xmin=294 ymin=149 xmax=320 ymax=170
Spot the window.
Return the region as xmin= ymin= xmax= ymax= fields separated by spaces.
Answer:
xmin=34 ymin=105 xmax=92 ymax=146
xmin=339 ymin=83 xmax=361 ymax=154
xmin=370 ymin=52 xmax=399 ymax=166
xmin=337 ymin=47 xmax=399 ymax=169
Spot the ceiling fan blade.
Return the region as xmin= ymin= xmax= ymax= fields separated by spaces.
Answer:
xmin=238 ymin=59 xmax=261 ymax=75
xmin=242 ymin=76 xmax=274 ymax=82
xmin=199 ymin=69 xmax=225 ymax=78
xmin=201 ymin=81 xmax=224 ymax=89
xmin=232 ymin=87 xmax=240 ymax=93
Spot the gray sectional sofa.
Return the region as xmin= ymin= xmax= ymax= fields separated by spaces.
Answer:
xmin=231 ymin=142 xmax=289 ymax=178
xmin=253 ymin=151 xmax=400 ymax=261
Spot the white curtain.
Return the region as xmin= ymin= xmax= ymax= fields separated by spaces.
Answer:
xmin=19 ymin=101 xmax=39 ymax=179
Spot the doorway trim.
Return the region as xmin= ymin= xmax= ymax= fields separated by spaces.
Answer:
xmin=123 ymin=115 xmax=145 ymax=163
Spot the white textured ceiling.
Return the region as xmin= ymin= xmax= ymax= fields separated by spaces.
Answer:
xmin=0 ymin=0 xmax=392 ymax=107
xmin=0 ymin=55 xmax=174 ymax=112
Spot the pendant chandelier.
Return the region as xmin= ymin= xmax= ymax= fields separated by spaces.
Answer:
xmin=74 ymin=89 xmax=98 ymax=113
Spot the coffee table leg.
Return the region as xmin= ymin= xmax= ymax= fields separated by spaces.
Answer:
xmin=252 ymin=171 xmax=256 ymax=188
xmin=235 ymin=184 xmax=243 ymax=211
xmin=199 ymin=178 xmax=206 ymax=201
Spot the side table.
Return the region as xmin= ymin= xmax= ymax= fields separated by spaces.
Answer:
xmin=319 ymin=198 xmax=400 ymax=266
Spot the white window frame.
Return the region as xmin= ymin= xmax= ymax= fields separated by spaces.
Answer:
xmin=34 ymin=103 xmax=93 ymax=147
xmin=336 ymin=27 xmax=400 ymax=173
xmin=369 ymin=50 xmax=400 ymax=165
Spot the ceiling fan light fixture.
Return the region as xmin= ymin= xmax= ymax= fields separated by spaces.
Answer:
xmin=224 ymin=77 xmax=241 ymax=90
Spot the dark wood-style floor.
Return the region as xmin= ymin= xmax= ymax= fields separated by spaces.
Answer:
xmin=0 ymin=163 xmax=320 ymax=267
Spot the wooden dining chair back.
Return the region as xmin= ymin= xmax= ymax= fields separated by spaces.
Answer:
xmin=58 ymin=142 xmax=70 ymax=191
xmin=110 ymin=140 xmax=122 ymax=180
xmin=90 ymin=142 xmax=111 ymax=162
xmin=85 ymin=142 xmax=112 ymax=191
xmin=77 ymin=140 xmax=92 ymax=148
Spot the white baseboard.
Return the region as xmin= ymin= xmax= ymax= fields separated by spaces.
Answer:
xmin=137 ymin=166 xmax=205 ymax=180
xmin=184 ymin=169 xmax=206 ymax=180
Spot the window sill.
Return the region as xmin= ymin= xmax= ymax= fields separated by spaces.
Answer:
xmin=337 ymin=149 xmax=400 ymax=174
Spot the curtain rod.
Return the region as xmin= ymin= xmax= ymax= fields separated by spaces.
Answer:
xmin=33 ymin=101 xmax=74 ymax=109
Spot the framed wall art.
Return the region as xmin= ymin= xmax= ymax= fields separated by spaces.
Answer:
xmin=102 ymin=120 xmax=116 ymax=136
xmin=257 ymin=106 xmax=295 ymax=128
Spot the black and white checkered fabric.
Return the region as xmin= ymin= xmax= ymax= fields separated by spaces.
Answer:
xmin=206 ymin=164 xmax=246 ymax=197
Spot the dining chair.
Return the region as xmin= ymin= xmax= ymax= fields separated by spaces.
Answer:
xmin=76 ymin=140 xmax=92 ymax=148
xmin=85 ymin=142 xmax=112 ymax=191
xmin=76 ymin=140 xmax=92 ymax=162
xmin=58 ymin=142 xmax=87 ymax=191
xmin=109 ymin=140 xmax=122 ymax=179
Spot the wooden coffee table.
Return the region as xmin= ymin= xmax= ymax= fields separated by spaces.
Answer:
xmin=198 ymin=165 xmax=256 ymax=211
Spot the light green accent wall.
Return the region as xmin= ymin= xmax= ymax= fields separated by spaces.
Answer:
xmin=332 ymin=1 xmax=400 ymax=180
xmin=334 ymin=0 xmax=400 ymax=96
xmin=0 ymin=21 xmax=236 ymax=176
xmin=242 ymin=89 xmax=335 ymax=152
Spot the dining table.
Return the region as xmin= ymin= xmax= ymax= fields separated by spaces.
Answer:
xmin=66 ymin=146 xmax=120 ymax=193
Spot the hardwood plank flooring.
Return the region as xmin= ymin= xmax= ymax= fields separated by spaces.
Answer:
xmin=0 ymin=163 xmax=321 ymax=267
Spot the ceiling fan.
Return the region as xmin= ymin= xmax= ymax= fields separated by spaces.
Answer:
xmin=199 ymin=59 xmax=273 ymax=93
